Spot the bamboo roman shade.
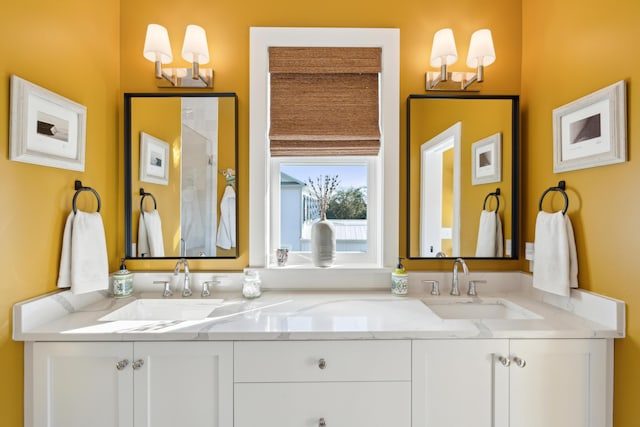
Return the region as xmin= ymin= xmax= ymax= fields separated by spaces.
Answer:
xmin=269 ymin=47 xmax=382 ymax=157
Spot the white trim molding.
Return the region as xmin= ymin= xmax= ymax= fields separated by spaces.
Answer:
xmin=249 ymin=27 xmax=400 ymax=273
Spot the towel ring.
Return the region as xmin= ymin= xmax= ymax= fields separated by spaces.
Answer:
xmin=72 ymin=180 xmax=101 ymax=214
xmin=538 ymin=181 xmax=569 ymax=215
xmin=139 ymin=188 xmax=157 ymax=216
xmin=482 ymin=188 xmax=500 ymax=213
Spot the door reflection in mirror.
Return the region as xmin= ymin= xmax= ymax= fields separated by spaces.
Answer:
xmin=420 ymin=122 xmax=461 ymax=257
xmin=407 ymin=95 xmax=519 ymax=260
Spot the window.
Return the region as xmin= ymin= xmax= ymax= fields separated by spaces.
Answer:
xmin=249 ymin=27 xmax=399 ymax=277
xmin=272 ymin=158 xmax=378 ymax=265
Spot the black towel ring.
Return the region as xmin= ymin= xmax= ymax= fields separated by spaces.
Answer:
xmin=482 ymin=188 xmax=500 ymax=213
xmin=538 ymin=180 xmax=569 ymax=215
xmin=139 ymin=188 xmax=157 ymax=216
xmin=72 ymin=180 xmax=101 ymax=214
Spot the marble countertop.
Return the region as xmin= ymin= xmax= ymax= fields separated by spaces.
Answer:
xmin=13 ymin=284 xmax=625 ymax=341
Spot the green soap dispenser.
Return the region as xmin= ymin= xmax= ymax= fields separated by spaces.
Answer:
xmin=391 ymin=257 xmax=408 ymax=296
xmin=112 ymin=258 xmax=133 ymax=298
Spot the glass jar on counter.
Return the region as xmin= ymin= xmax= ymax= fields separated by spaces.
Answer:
xmin=242 ymin=270 xmax=262 ymax=298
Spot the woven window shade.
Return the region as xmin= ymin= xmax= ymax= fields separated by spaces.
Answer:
xmin=269 ymin=47 xmax=382 ymax=157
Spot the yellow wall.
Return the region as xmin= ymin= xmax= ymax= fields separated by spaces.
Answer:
xmin=0 ymin=1 xmax=522 ymax=425
xmin=216 ymin=97 xmax=238 ymax=257
xmin=408 ymin=98 xmax=513 ymax=257
xmin=130 ymin=97 xmax=182 ymax=255
xmin=0 ymin=1 xmax=120 ymax=425
xmin=118 ymin=0 xmax=522 ymax=271
xmin=14 ymin=1 xmax=640 ymax=426
xmin=521 ymin=0 xmax=640 ymax=424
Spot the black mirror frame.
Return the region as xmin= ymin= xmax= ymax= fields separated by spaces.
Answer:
xmin=123 ymin=92 xmax=239 ymax=259
xmin=405 ymin=94 xmax=520 ymax=260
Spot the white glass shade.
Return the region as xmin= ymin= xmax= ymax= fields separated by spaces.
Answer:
xmin=143 ymin=24 xmax=173 ymax=64
xmin=182 ymin=24 xmax=210 ymax=64
xmin=466 ymin=29 xmax=496 ymax=68
xmin=430 ymin=28 xmax=458 ymax=67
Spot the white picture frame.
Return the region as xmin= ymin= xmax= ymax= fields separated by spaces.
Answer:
xmin=553 ymin=80 xmax=627 ymax=173
xmin=472 ymin=132 xmax=502 ymax=185
xmin=139 ymin=132 xmax=170 ymax=185
xmin=9 ymin=75 xmax=87 ymax=171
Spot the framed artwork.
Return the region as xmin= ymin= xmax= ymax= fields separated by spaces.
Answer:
xmin=9 ymin=75 xmax=87 ymax=171
xmin=139 ymin=132 xmax=170 ymax=185
xmin=553 ymin=80 xmax=626 ymax=173
xmin=472 ymin=132 xmax=502 ymax=185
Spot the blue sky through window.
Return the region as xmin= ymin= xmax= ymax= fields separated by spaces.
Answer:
xmin=281 ymin=164 xmax=367 ymax=190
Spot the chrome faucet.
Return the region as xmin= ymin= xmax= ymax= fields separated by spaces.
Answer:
xmin=174 ymin=258 xmax=192 ymax=297
xmin=450 ymin=258 xmax=469 ymax=296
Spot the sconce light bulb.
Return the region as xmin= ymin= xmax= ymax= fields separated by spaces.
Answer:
xmin=430 ymin=28 xmax=458 ymax=68
xmin=143 ymin=24 xmax=173 ymax=64
xmin=466 ymin=29 xmax=496 ymax=68
xmin=182 ymin=24 xmax=210 ymax=65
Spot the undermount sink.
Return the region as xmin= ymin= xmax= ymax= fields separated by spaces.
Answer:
xmin=423 ymin=298 xmax=543 ymax=320
xmin=98 ymin=299 xmax=224 ymax=321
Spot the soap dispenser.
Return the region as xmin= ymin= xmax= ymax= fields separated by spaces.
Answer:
xmin=112 ymin=258 xmax=133 ymax=298
xmin=391 ymin=257 xmax=408 ymax=296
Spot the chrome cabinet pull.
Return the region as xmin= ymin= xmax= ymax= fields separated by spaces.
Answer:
xmin=115 ymin=359 xmax=129 ymax=371
xmin=132 ymin=359 xmax=145 ymax=370
xmin=512 ymin=356 xmax=526 ymax=368
xmin=319 ymin=417 xmax=326 ymax=426
xmin=318 ymin=358 xmax=327 ymax=369
xmin=497 ymin=355 xmax=511 ymax=367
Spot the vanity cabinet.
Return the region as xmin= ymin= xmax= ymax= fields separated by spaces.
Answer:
xmin=24 ymin=337 xmax=611 ymax=427
xmin=233 ymin=340 xmax=412 ymax=427
xmin=26 ymin=341 xmax=233 ymax=427
xmin=412 ymin=339 xmax=610 ymax=427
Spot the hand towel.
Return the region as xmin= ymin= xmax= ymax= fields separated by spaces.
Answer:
xmin=57 ymin=210 xmax=109 ymax=294
xmin=137 ymin=212 xmax=150 ymax=257
xmin=216 ymin=185 xmax=236 ymax=250
xmin=475 ymin=210 xmax=504 ymax=257
xmin=143 ymin=209 xmax=165 ymax=257
xmin=533 ymin=211 xmax=578 ymax=297
xmin=57 ymin=212 xmax=75 ymax=288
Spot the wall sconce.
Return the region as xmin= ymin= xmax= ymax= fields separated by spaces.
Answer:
xmin=143 ymin=23 xmax=213 ymax=88
xmin=426 ymin=28 xmax=495 ymax=91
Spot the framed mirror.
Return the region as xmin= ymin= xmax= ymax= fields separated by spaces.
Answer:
xmin=407 ymin=94 xmax=519 ymax=259
xmin=124 ymin=92 xmax=238 ymax=259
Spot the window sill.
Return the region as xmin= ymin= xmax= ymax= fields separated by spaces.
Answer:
xmin=251 ymin=266 xmax=392 ymax=290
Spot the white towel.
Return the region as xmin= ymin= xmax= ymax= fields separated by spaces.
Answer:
xmin=216 ymin=185 xmax=236 ymax=250
xmin=475 ymin=210 xmax=504 ymax=257
xmin=57 ymin=211 xmax=109 ymax=294
xmin=533 ymin=211 xmax=578 ymax=296
xmin=137 ymin=212 xmax=149 ymax=257
xmin=143 ymin=209 xmax=164 ymax=257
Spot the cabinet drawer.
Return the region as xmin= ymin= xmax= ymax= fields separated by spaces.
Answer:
xmin=234 ymin=340 xmax=410 ymax=382
xmin=235 ymin=382 xmax=410 ymax=427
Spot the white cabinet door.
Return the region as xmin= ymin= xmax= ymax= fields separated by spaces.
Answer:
xmin=412 ymin=339 xmax=510 ymax=427
xmin=509 ymin=339 xmax=609 ymax=427
xmin=133 ymin=341 xmax=233 ymax=427
xmin=29 ymin=342 xmax=133 ymax=427
xmin=235 ymin=382 xmax=411 ymax=427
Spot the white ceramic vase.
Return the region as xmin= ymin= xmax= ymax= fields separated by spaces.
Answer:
xmin=311 ymin=214 xmax=336 ymax=267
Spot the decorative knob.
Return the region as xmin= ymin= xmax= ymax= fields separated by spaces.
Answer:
xmin=318 ymin=358 xmax=327 ymax=369
xmin=115 ymin=359 xmax=129 ymax=371
xmin=498 ymin=355 xmax=511 ymax=367
xmin=132 ymin=359 xmax=145 ymax=370
xmin=512 ymin=356 xmax=526 ymax=368
xmin=319 ymin=417 xmax=326 ymax=426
